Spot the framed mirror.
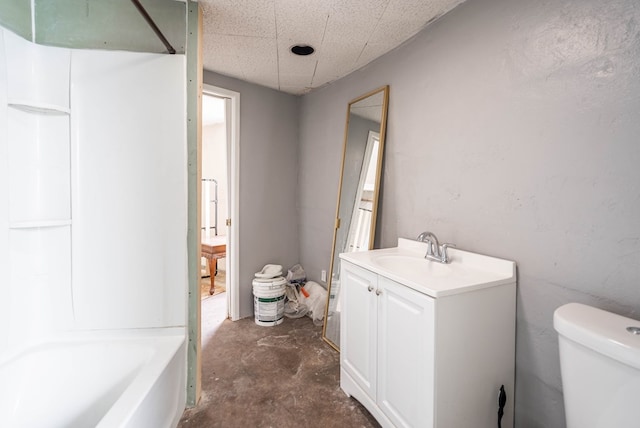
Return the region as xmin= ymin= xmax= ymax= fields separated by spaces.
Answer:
xmin=322 ymin=86 xmax=389 ymax=351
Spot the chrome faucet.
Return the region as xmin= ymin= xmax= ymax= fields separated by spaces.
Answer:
xmin=417 ymin=231 xmax=439 ymax=257
xmin=416 ymin=231 xmax=455 ymax=263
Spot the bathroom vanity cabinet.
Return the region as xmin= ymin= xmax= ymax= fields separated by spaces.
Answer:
xmin=339 ymin=240 xmax=516 ymax=428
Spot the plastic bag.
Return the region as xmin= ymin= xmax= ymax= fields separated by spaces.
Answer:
xmin=283 ymin=285 xmax=309 ymax=319
xmin=301 ymin=281 xmax=327 ymax=326
xmin=286 ymin=264 xmax=306 ymax=283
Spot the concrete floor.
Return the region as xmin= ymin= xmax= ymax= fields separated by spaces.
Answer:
xmin=178 ymin=293 xmax=379 ymax=428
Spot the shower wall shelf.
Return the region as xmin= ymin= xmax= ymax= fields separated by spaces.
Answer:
xmin=8 ymin=102 xmax=70 ymax=115
xmin=9 ymin=220 xmax=73 ymax=229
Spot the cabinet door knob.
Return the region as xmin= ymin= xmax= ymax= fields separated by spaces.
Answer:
xmin=367 ymin=285 xmax=374 ymax=292
xmin=375 ymin=289 xmax=382 ymax=296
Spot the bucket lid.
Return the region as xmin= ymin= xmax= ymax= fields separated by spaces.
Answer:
xmin=252 ymin=276 xmax=287 ymax=287
xmin=253 ymin=276 xmax=286 ymax=283
xmin=255 ymin=264 xmax=283 ymax=279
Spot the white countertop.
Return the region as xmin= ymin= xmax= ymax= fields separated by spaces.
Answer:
xmin=339 ymin=238 xmax=516 ymax=298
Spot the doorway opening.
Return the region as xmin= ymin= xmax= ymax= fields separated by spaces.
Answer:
xmin=200 ymin=85 xmax=240 ymax=332
xmin=201 ymin=94 xmax=228 ymax=309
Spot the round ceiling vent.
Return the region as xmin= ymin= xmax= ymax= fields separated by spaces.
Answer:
xmin=290 ymin=45 xmax=315 ymax=56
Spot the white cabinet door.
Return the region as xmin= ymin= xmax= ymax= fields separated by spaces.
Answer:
xmin=341 ymin=262 xmax=379 ymax=399
xmin=377 ymin=276 xmax=435 ymax=428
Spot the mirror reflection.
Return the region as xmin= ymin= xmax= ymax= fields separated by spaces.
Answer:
xmin=322 ymin=86 xmax=389 ymax=351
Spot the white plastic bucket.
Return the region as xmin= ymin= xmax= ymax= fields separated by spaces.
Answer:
xmin=252 ymin=277 xmax=287 ymax=326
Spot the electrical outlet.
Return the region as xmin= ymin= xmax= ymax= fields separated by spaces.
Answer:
xmin=321 ymin=270 xmax=327 ymax=282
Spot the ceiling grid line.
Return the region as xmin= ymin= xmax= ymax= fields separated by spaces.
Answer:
xmin=311 ymin=13 xmax=331 ymax=88
xmin=355 ymin=0 xmax=392 ymax=64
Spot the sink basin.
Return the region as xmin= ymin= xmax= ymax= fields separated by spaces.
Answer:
xmin=374 ymin=255 xmax=453 ymax=277
xmin=340 ymin=238 xmax=516 ymax=297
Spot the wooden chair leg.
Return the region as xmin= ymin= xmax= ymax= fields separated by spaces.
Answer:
xmin=209 ymin=258 xmax=216 ymax=295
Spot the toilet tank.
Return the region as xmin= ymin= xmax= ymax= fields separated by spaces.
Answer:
xmin=554 ymin=303 xmax=640 ymax=428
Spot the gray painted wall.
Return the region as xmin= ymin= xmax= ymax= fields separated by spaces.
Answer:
xmin=299 ymin=87 xmax=349 ymax=285
xmin=299 ymin=0 xmax=640 ymax=426
xmin=203 ymin=70 xmax=300 ymax=318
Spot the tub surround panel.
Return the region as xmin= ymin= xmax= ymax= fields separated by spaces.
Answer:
xmin=0 ymin=27 xmax=74 ymax=354
xmin=0 ymin=29 xmax=9 ymax=354
xmin=3 ymin=29 xmax=70 ymax=109
xmin=71 ymin=49 xmax=187 ymax=330
xmin=8 ymin=227 xmax=73 ymax=347
xmin=7 ymin=109 xmax=70 ymax=224
xmin=3 ymin=31 xmax=71 ymax=227
xmin=299 ymin=0 xmax=640 ymax=426
xmin=1 ymin=24 xmax=188 ymax=358
xmin=0 ymin=5 xmax=189 ymax=424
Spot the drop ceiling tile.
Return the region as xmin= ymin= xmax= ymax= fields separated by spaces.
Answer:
xmin=382 ymin=0 xmax=437 ymax=19
xmin=322 ymin=16 xmax=372 ymax=45
xmin=204 ymin=34 xmax=277 ymax=60
xmin=241 ymin=54 xmax=279 ymax=88
xmin=354 ymin=42 xmax=397 ymax=69
xmin=366 ymin=18 xmax=426 ymax=46
xmin=329 ymin=0 xmax=389 ymax=20
xmin=275 ymin=0 xmax=330 ymax=42
xmin=278 ymin=74 xmax=313 ymax=87
xmin=320 ymin=17 xmax=376 ymax=61
xmin=278 ymin=50 xmax=318 ymax=75
xmin=249 ymin=78 xmax=280 ymax=91
xmin=314 ymin=41 xmax=359 ymax=75
xmin=202 ymin=49 xmax=245 ymax=75
xmin=202 ymin=0 xmax=276 ymax=38
xmin=366 ymin=0 xmax=462 ymax=45
xmin=383 ymin=0 xmax=463 ymax=21
xmin=312 ymin=55 xmax=359 ymax=87
xmin=202 ymin=53 xmax=246 ymax=80
xmin=201 ymin=33 xmax=236 ymax=57
xmin=241 ymin=36 xmax=278 ymax=59
xmin=279 ymin=85 xmax=312 ymax=95
xmin=242 ymin=52 xmax=278 ymax=71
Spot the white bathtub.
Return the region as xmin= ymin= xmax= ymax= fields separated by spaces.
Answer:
xmin=0 ymin=329 xmax=186 ymax=428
